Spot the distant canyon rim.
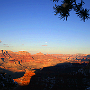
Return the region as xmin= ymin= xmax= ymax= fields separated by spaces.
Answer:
xmin=0 ymin=50 xmax=90 ymax=86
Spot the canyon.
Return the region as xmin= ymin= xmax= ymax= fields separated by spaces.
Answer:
xmin=0 ymin=50 xmax=90 ymax=87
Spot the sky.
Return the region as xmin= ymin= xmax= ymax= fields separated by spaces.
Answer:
xmin=0 ymin=0 xmax=90 ymax=54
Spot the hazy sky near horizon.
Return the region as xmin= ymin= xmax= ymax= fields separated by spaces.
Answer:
xmin=0 ymin=0 xmax=90 ymax=54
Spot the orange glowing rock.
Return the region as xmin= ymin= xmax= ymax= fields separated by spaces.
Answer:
xmin=13 ymin=71 xmax=35 ymax=86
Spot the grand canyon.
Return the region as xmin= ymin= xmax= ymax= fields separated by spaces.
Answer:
xmin=0 ymin=50 xmax=90 ymax=90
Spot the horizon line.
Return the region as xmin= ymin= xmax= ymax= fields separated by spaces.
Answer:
xmin=0 ymin=50 xmax=90 ymax=55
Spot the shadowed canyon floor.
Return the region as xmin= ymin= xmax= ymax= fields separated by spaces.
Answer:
xmin=0 ymin=50 xmax=90 ymax=89
xmin=14 ymin=63 xmax=90 ymax=90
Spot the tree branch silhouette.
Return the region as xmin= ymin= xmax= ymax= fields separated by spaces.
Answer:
xmin=52 ymin=0 xmax=90 ymax=21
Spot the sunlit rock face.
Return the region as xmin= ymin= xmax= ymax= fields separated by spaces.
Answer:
xmin=0 ymin=50 xmax=34 ymax=64
xmin=0 ymin=50 xmax=2 ymax=53
xmin=9 ymin=60 xmax=14 ymax=63
xmin=35 ymin=52 xmax=44 ymax=55
xmin=13 ymin=71 xmax=35 ymax=86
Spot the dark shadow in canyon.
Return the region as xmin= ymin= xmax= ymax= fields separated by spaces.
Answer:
xmin=15 ymin=62 xmax=89 ymax=90
xmin=0 ymin=68 xmax=25 ymax=79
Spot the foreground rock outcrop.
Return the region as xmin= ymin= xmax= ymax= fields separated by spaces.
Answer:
xmin=13 ymin=70 xmax=35 ymax=86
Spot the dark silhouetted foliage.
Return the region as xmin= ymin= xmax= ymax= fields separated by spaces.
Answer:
xmin=52 ymin=0 xmax=90 ymax=21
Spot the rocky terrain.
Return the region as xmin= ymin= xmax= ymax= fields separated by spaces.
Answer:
xmin=0 ymin=50 xmax=90 ymax=89
xmin=14 ymin=63 xmax=90 ymax=90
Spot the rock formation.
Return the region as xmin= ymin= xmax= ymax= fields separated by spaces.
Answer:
xmin=13 ymin=70 xmax=35 ymax=86
xmin=0 ymin=50 xmax=90 ymax=86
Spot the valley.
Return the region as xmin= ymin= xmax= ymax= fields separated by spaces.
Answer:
xmin=0 ymin=50 xmax=90 ymax=88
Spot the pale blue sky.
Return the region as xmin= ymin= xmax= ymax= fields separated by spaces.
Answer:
xmin=0 ymin=0 xmax=90 ymax=54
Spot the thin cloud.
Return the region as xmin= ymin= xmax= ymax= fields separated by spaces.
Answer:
xmin=4 ymin=46 xmax=9 ymax=47
xmin=4 ymin=45 xmax=13 ymax=47
xmin=22 ymin=44 xmax=24 ymax=45
xmin=42 ymin=45 xmax=48 ymax=46
xmin=3 ymin=44 xmax=8 ymax=45
xmin=0 ymin=40 xmax=2 ymax=43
